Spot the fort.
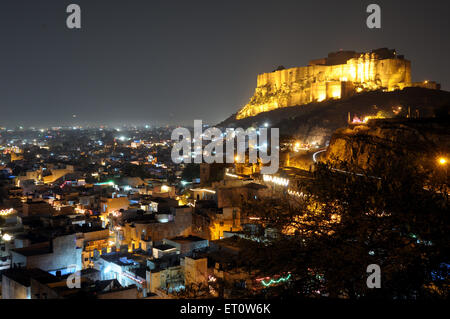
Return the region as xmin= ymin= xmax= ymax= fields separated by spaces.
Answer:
xmin=236 ymin=48 xmax=440 ymax=119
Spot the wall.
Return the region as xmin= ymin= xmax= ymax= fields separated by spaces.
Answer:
xmin=1 ymin=275 xmax=30 ymax=299
xmin=123 ymin=209 xmax=192 ymax=246
xmin=236 ymin=51 xmax=412 ymax=119
xmin=97 ymin=287 xmax=139 ymax=299
xmin=184 ymin=257 xmax=207 ymax=287
xmin=11 ymin=234 xmax=82 ymax=272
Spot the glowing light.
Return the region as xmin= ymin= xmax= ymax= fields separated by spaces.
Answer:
xmin=95 ymin=181 xmax=115 ymax=186
xmin=225 ymin=172 xmax=239 ymax=178
xmin=438 ymin=157 xmax=447 ymax=165
xmin=363 ymin=113 xmax=385 ymax=123
xmin=111 ymin=210 xmax=122 ymax=217
xmin=161 ymin=185 xmax=170 ymax=192
xmin=2 ymin=233 xmax=12 ymax=241
xmin=331 ymin=87 xmax=341 ymax=99
xmin=312 ymin=149 xmax=326 ymax=163
xmin=199 ymin=188 xmax=216 ymax=194
xmin=259 ymin=273 xmax=292 ymax=287
xmin=0 ymin=208 xmax=14 ymax=216
xmin=263 ymin=175 xmax=289 ymax=187
xmin=287 ymin=189 xmax=304 ymax=198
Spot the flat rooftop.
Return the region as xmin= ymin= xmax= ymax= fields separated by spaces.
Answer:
xmin=1 ymin=268 xmax=59 ymax=287
xmin=168 ymin=235 xmax=207 ymax=244
xmin=153 ymin=244 xmax=176 ymax=251
xmin=11 ymin=242 xmax=52 ymax=257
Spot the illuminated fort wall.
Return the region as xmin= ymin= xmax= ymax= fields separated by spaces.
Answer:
xmin=236 ymin=50 xmax=412 ymax=119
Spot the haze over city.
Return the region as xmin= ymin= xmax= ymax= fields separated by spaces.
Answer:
xmin=1 ymin=0 xmax=450 ymax=127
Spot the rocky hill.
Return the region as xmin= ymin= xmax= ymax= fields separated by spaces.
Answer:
xmin=218 ymin=87 xmax=450 ymax=145
xmin=323 ymin=117 xmax=450 ymax=171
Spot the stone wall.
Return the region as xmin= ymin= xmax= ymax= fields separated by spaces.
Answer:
xmin=236 ymin=50 xmax=412 ymax=119
xmin=184 ymin=257 xmax=207 ymax=287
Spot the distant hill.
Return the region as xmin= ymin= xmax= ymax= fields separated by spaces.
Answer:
xmin=218 ymin=87 xmax=450 ymax=144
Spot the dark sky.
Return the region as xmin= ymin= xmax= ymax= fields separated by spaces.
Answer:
xmin=0 ymin=0 xmax=449 ymax=128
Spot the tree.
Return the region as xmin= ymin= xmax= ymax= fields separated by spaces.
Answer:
xmin=239 ymin=156 xmax=449 ymax=299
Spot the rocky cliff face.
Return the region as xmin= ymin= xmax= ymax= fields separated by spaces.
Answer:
xmin=324 ymin=118 xmax=450 ymax=171
xmin=236 ymin=49 xmax=412 ymax=119
xmin=220 ymin=87 xmax=450 ymax=146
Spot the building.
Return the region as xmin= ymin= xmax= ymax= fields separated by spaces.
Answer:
xmin=22 ymin=200 xmax=55 ymax=217
xmin=184 ymin=256 xmax=208 ymax=288
xmin=75 ymin=226 xmax=110 ymax=268
xmin=146 ymin=254 xmax=184 ymax=294
xmin=100 ymin=196 xmax=130 ymax=215
xmin=163 ymin=236 xmax=209 ymax=257
xmin=236 ymin=48 xmax=434 ymax=119
xmin=95 ymin=251 xmax=148 ymax=296
xmin=1 ymin=267 xmax=60 ymax=299
xmin=10 ymin=234 xmax=82 ymax=273
xmin=121 ymin=206 xmax=193 ymax=247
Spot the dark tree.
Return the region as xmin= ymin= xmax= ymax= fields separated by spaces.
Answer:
xmin=239 ymin=156 xmax=449 ymax=299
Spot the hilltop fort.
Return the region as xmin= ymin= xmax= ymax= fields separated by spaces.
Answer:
xmin=236 ymin=48 xmax=440 ymax=119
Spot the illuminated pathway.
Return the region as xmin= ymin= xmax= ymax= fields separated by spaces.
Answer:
xmin=312 ymin=149 xmax=327 ymax=163
xmin=312 ymin=147 xmax=448 ymax=195
xmin=312 ymin=147 xmax=381 ymax=179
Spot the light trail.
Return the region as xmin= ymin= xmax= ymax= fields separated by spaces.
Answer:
xmin=312 ymin=149 xmax=326 ymax=163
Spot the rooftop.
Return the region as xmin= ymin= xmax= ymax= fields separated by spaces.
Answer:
xmin=168 ymin=235 xmax=207 ymax=244
xmin=11 ymin=242 xmax=52 ymax=257
xmin=1 ymin=268 xmax=59 ymax=287
xmin=153 ymin=244 xmax=176 ymax=251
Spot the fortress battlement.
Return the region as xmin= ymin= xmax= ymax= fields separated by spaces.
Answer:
xmin=236 ymin=48 xmax=438 ymax=119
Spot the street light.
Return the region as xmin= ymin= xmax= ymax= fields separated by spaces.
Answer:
xmin=438 ymin=157 xmax=447 ymax=165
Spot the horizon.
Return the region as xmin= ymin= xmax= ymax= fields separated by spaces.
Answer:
xmin=1 ymin=0 xmax=449 ymax=127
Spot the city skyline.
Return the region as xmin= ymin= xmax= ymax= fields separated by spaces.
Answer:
xmin=0 ymin=0 xmax=450 ymax=127
xmin=0 ymin=0 xmax=448 ymax=304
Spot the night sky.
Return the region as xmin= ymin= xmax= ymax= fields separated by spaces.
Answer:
xmin=0 ymin=0 xmax=449 ymax=128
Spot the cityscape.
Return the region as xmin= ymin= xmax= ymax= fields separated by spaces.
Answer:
xmin=0 ymin=0 xmax=448 ymax=311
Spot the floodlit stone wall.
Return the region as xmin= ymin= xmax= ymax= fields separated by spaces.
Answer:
xmin=236 ymin=50 xmax=412 ymax=119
